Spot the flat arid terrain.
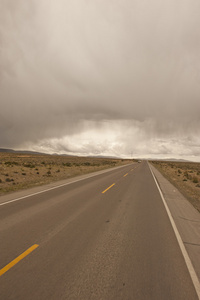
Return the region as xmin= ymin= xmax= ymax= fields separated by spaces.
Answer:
xmin=0 ymin=152 xmax=132 ymax=195
xmin=152 ymin=160 xmax=200 ymax=212
xmin=1 ymin=154 xmax=200 ymax=214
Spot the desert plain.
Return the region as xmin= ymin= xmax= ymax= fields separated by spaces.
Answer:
xmin=0 ymin=152 xmax=199 ymax=213
xmin=0 ymin=152 xmax=132 ymax=195
xmin=152 ymin=160 xmax=200 ymax=212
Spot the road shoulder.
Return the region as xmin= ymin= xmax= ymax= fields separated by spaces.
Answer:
xmin=149 ymin=163 xmax=200 ymax=285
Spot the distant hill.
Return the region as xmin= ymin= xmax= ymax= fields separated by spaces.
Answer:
xmin=148 ymin=158 xmax=190 ymax=162
xmin=0 ymin=148 xmax=15 ymax=153
xmin=0 ymin=148 xmax=46 ymax=155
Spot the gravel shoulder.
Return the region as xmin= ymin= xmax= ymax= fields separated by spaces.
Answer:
xmin=150 ymin=163 xmax=200 ymax=282
xmin=151 ymin=161 xmax=200 ymax=213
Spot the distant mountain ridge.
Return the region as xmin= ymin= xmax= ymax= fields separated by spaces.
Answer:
xmin=0 ymin=148 xmax=46 ymax=155
xmin=149 ymin=158 xmax=190 ymax=162
xmin=0 ymin=148 xmax=193 ymax=162
xmin=0 ymin=148 xmax=122 ymax=158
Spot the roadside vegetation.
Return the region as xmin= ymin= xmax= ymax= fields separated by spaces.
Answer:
xmin=0 ymin=152 xmax=134 ymax=195
xmin=151 ymin=161 xmax=200 ymax=212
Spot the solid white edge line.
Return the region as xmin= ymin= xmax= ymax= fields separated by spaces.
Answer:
xmin=0 ymin=163 xmax=133 ymax=207
xmin=148 ymin=162 xmax=200 ymax=299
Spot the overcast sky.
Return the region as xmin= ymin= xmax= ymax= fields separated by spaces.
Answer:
xmin=1 ymin=0 xmax=200 ymax=160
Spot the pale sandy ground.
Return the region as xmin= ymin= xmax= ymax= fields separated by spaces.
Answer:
xmin=152 ymin=161 xmax=200 ymax=212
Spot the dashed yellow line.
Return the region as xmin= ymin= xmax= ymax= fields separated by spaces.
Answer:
xmin=123 ymin=173 xmax=128 ymax=177
xmin=0 ymin=244 xmax=39 ymax=277
xmin=102 ymin=183 xmax=115 ymax=194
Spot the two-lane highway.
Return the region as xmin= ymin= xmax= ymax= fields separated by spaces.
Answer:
xmin=0 ymin=161 xmax=198 ymax=299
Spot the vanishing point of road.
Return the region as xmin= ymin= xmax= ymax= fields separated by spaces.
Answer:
xmin=0 ymin=161 xmax=199 ymax=299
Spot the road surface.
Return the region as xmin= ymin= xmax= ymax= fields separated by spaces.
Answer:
xmin=0 ymin=161 xmax=198 ymax=299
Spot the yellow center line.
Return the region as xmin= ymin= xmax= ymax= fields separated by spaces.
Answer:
xmin=0 ymin=244 xmax=39 ymax=277
xmin=123 ymin=173 xmax=128 ymax=177
xmin=102 ymin=183 xmax=115 ymax=194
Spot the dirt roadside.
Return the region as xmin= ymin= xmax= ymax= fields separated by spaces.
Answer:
xmin=151 ymin=161 xmax=200 ymax=213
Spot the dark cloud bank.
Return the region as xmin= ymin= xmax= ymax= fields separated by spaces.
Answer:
xmin=1 ymin=0 xmax=200 ymax=160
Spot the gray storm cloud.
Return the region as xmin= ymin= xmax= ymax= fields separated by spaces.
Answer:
xmin=1 ymin=0 xmax=200 ymax=159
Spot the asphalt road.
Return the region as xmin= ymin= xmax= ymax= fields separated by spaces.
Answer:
xmin=0 ymin=161 xmax=198 ymax=299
